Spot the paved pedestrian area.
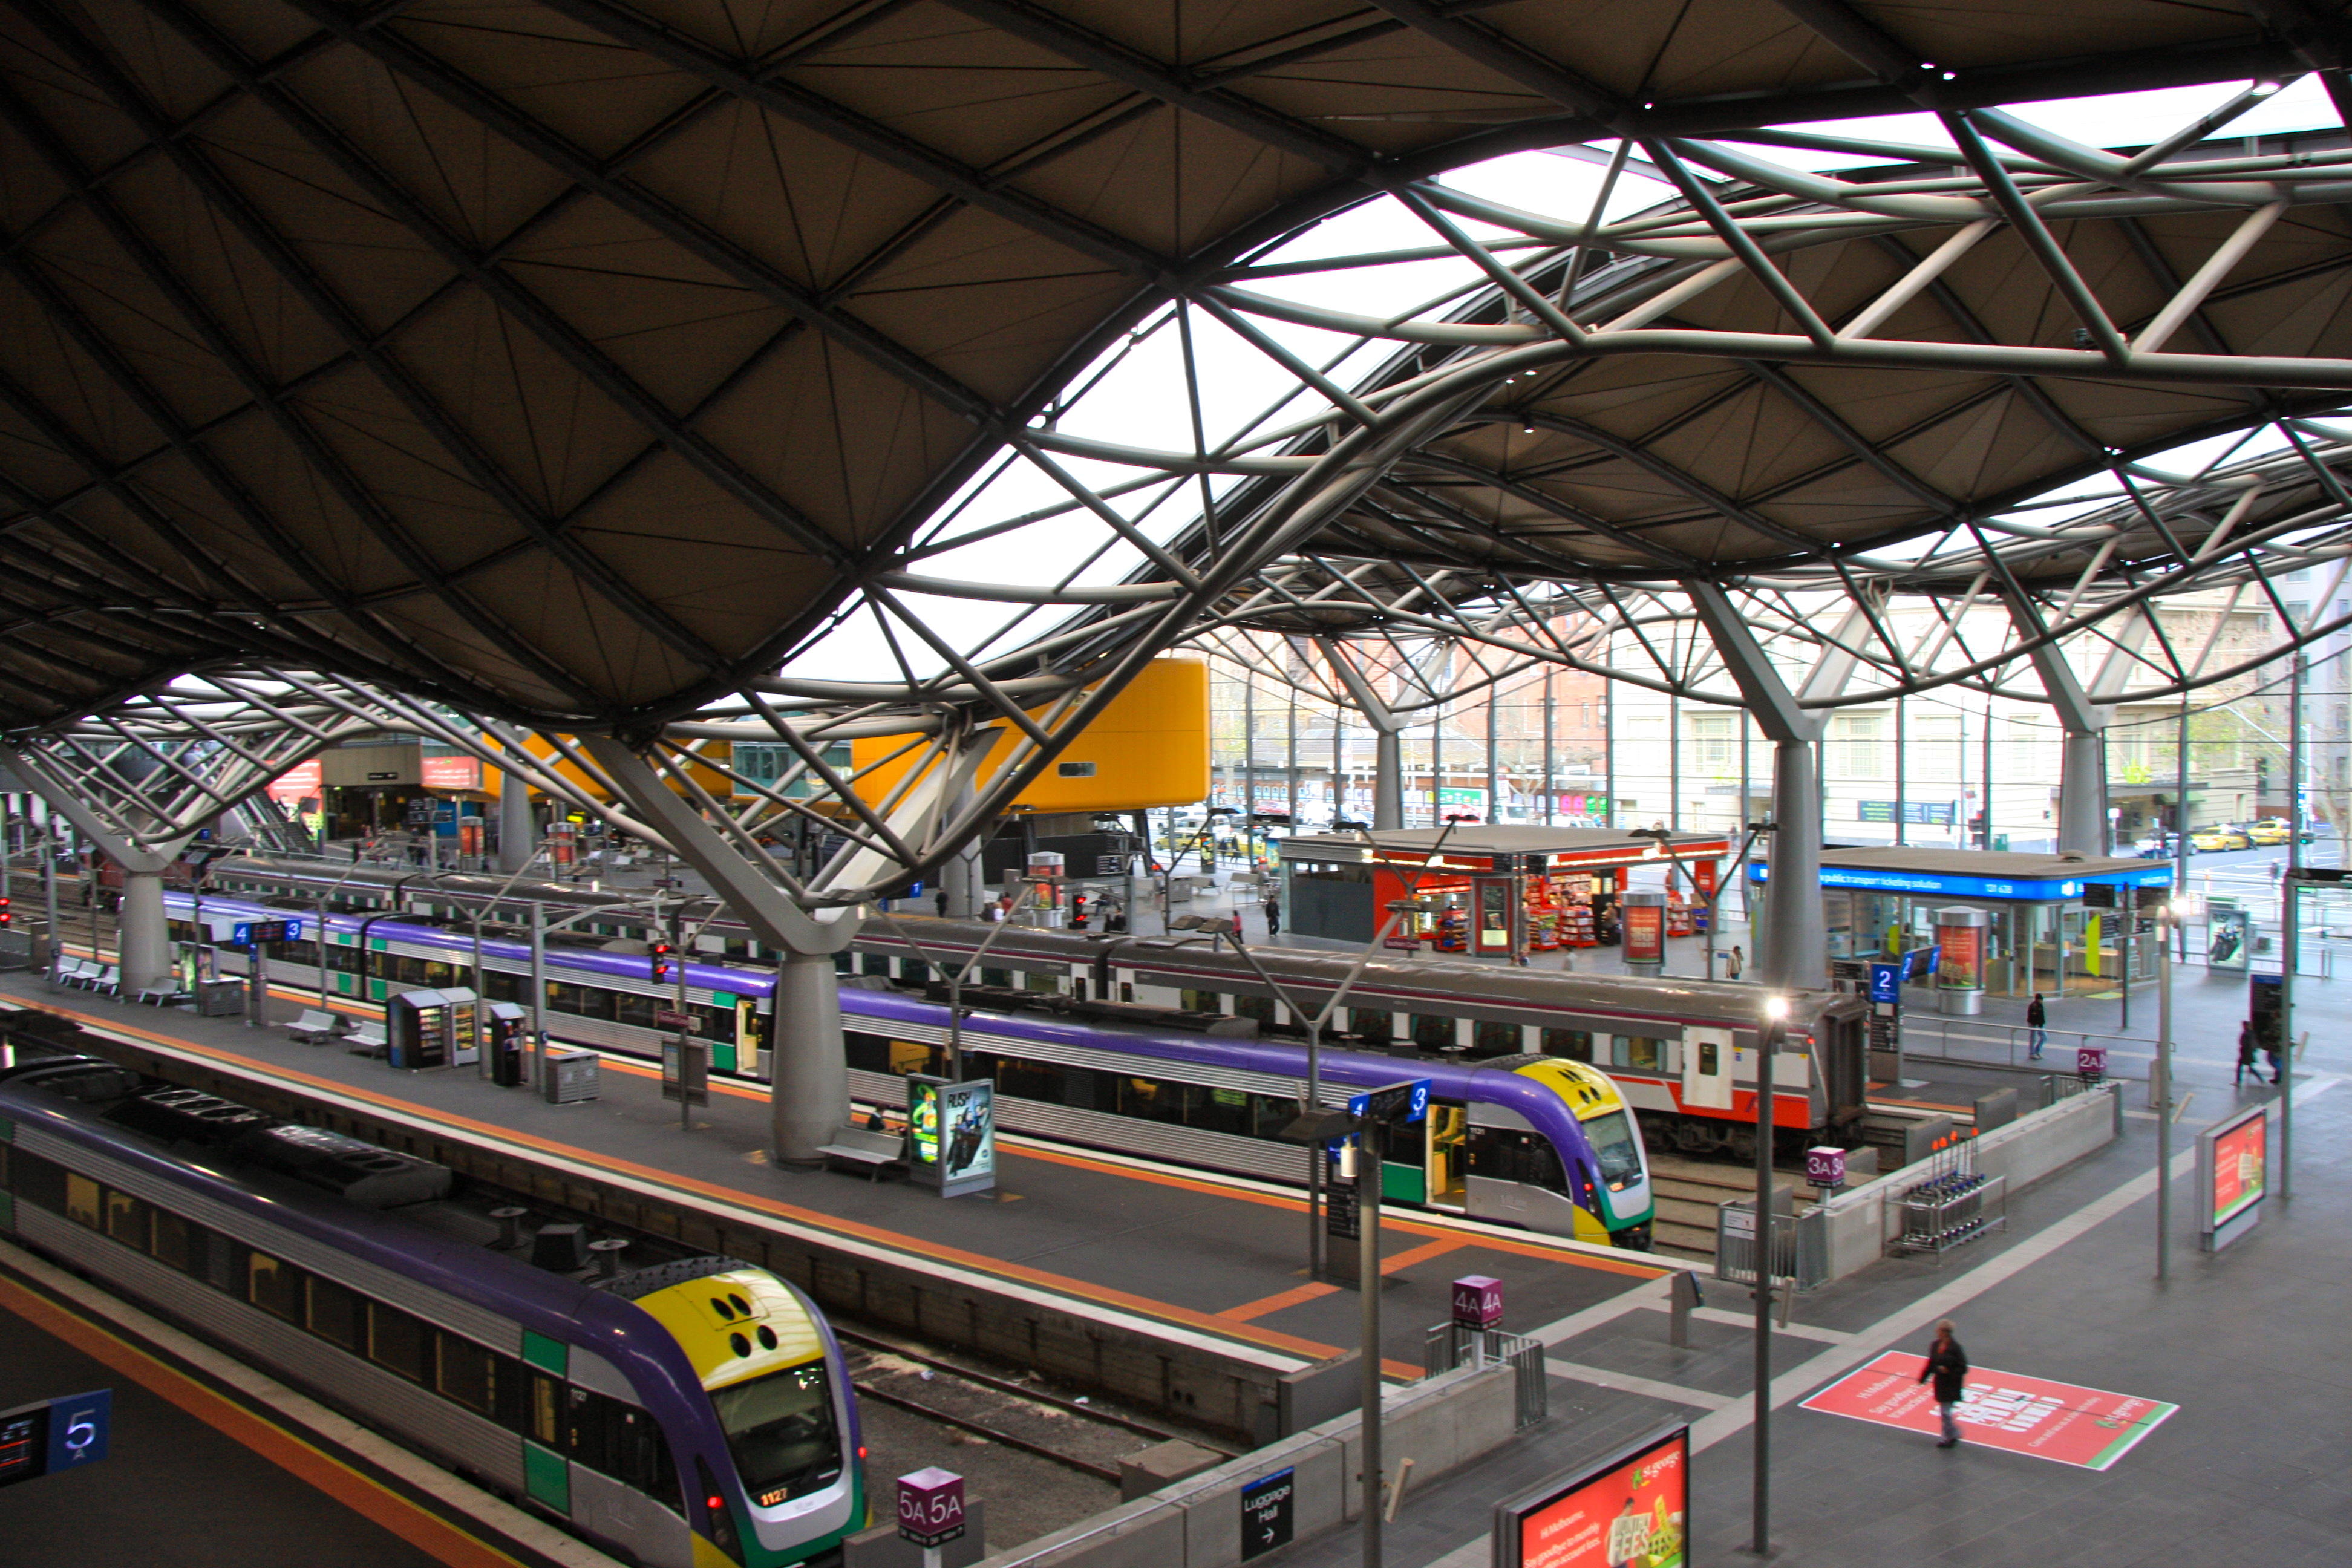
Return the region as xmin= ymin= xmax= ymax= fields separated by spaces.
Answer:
xmin=1267 ymin=1048 xmax=2350 ymax=1567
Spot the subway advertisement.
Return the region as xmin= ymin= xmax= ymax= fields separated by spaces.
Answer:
xmin=1497 ymin=1426 xmax=1687 ymax=1568
xmin=2198 ymin=1103 xmax=2269 ymax=1250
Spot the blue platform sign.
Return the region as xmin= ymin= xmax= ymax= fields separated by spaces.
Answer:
xmin=45 ymin=1390 xmax=108 ymax=1474
xmin=1350 ymin=1079 xmax=1430 ymax=1124
xmin=231 ymin=918 xmax=301 ymax=946
xmin=1867 ymin=962 xmax=1902 ymax=1005
xmin=0 ymin=1389 xmax=109 ymax=1491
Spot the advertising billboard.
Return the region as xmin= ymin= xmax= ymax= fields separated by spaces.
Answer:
xmin=1802 ymin=1353 xmax=2176 ymax=1471
xmin=907 ymin=1076 xmax=996 ymax=1198
xmin=2199 ymin=1103 xmax=2267 ymax=1250
xmin=1494 ymin=1426 xmax=1687 ymax=1568
xmin=1935 ymin=921 xmax=1982 ymax=991
xmin=1622 ymin=903 xmax=1664 ymax=967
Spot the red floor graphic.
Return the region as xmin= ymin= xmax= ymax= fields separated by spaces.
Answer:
xmin=1800 ymin=1351 xmax=2178 ymax=1470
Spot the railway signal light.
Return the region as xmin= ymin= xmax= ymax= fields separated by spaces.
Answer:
xmin=650 ymin=941 xmax=675 ymax=984
xmin=0 ymin=895 xmax=11 ymax=926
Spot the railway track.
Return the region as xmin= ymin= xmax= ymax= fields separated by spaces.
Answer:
xmin=838 ymin=1325 xmax=1233 ymax=1485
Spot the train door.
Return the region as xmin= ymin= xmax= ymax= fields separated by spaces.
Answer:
xmin=1425 ymin=1102 xmax=1468 ymax=1206
xmin=1682 ymin=1025 xmax=1736 ymax=1111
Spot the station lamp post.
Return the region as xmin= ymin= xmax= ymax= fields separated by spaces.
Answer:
xmin=2154 ymin=896 xmax=2173 ymax=1281
xmin=1752 ymin=992 xmax=1788 ymax=1558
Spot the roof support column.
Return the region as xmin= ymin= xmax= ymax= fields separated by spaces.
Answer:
xmin=1319 ymin=639 xmax=1405 ymax=829
xmin=2 ymin=753 xmax=185 ymax=996
xmin=1689 ymin=586 xmax=1829 ymax=991
xmin=2017 ymin=601 xmax=2149 ymax=854
xmin=579 ymin=736 xmax=863 ymax=1165
xmin=498 ymin=765 xmax=537 ymax=873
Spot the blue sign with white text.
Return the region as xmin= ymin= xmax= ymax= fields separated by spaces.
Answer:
xmin=1748 ymin=863 xmax=2171 ymax=901
xmin=1868 ymin=962 xmax=1902 ymax=1005
xmin=44 ymin=1390 xmax=107 ymax=1475
xmin=1349 ymin=1080 xmax=1431 ymax=1124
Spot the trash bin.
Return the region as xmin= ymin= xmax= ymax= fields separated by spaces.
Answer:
xmin=544 ymin=1047 xmax=599 ymax=1105
xmin=195 ymin=979 xmax=247 ymax=1017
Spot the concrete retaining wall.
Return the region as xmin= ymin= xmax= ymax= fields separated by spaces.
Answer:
xmin=1814 ymin=1083 xmax=2120 ymax=1281
xmin=979 ymin=1361 xmax=1518 ymax=1568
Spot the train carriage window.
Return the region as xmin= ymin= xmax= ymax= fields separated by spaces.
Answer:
xmin=324 ymin=941 xmax=363 ymax=974
xmin=368 ymin=1302 xmax=432 ymax=1382
xmin=393 ymin=954 xmax=430 ymax=985
xmin=1233 ymin=995 xmax=1276 ymax=1027
xmin=860 ymin=953 xmax=891 ymax=978
xmin=612 ymin=990 xmax=659 ymax=1030
xmin=247 ymin=1252 xmax=307 ymax=1324
xmin=7 ymin=1150 xmax=67 ymax=1215
xmin=889 ymin=1040 xmax=935 ymax=1077
xmin=979 ymin=967 xmax=1011 ymax=989
xmin=308 ymin=1276 xmax=364 ymax=1351
xmin=990 ymin=1056 xmax=1063 ymax=1105
xmin=1022 ymin=970 xmax=1059 ymax=993
xmin=1471 ymin=1021 xmax=1522 ymax=1058
xmin=1540 ymin=1028 xmax=1594 ymax=1062
xmin=103 ymin=1188 xmax=151 ymax=1252
xmin=843 ymin=1032 xmax=888 ymax=1073
xmin=483 ymin=970 xmax=523 ymax=1003
xmin=420 ymin=958 xmax=457 ymax=988
xmin=1611 ymin=1036 xmax=1665 ymax=1071
xmin=1463 ymin=1126 xmax=1569 ymax=1192
xmin=1413 ymin=1014 xmax=1457 ymax=1050
xmin=898 ymin=958 xmax=928 ymax=984
xmin=1115 ymin=1074 xmax=1182 ymax=1123
xmin=1346 ymin=1010 xmax=1391 ymax=1042
xmin=64 ymin=1173 xmax=100 ymax=1230
xmin=529 ymin=1374 xmax=563 ymax=1448
xmin=609 ymin=1402 xmax=681 ymax=1510
xmin=278 ymin=938 xmax=319 ymax=968
xmin=1180 ymin=989 xmax=1222 ymax=1014
xmin=149 ymin=1210 xmax=206 ymax=1277
xmin=437 ymin=1333 xmax=497 ymax=1416
xmin=693 ymin=1005 xmax=733 ymax=1042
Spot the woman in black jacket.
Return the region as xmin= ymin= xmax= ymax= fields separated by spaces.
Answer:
xmin=1918 ymin=1319 xmax=1970 ymax=1448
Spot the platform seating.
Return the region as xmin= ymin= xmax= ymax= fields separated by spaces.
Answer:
xmin=54 ymin=958 xmax=94 ymax=988
xmin=345 ymin=1019 xmax=388 ymax=1056
xmin=87 ymin=964 xmax=119 ymax=996
xmin=286 ymin=1009 xmax=344 ymax=1044
xmin=816 ymin=1125 xmax=906 ymax=1181
xmin=134 ymin=985 xmax=189 ymax=1007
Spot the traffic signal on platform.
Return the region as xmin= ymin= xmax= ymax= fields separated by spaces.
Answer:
xmin=0 ymin=895 xmax=13 ymax=926
xmin=650 ymin=940 xmax=674 ymax=984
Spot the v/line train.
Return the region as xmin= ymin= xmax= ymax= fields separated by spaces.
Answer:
xmin=153 ymin=884 xmax=1652 ymax=1246
xmin=161 ymin=857 xmax=1855 ymax=1245
xmin=0 ymin=1048 xmax=863 ymax=1568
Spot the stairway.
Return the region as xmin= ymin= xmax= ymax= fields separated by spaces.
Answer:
xmin=1645 ymin=1153 xmax=1808 ymax=1263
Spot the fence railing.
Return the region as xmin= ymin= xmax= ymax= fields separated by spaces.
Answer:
xmin=1713 ymin=1204 xmax=1829 ymax=1293
xmin=1422 ymin=1325 xmax=1546 ymax=1428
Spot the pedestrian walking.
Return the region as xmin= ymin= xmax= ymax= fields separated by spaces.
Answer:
xmin=1917 ymin=1319 xmax=1970 ymax=1449
xmin=1725 ymin=944 xmax=1744 ymax=980
xmin=933 ymin=887 xmax=949 ymax=918
xmin=2236 ymin=1022 xmax=2259 ymax=1088
xmin=2026 ymin=992 xmax=2047 ymax=1060
xmin=1264 ymin=894 xmax=1281 ymax=937
xmin=2265 ymin=1031 xmax=2285 ymax=1086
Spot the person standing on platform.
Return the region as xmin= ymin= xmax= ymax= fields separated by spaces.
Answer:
xmin=2236 ymin=1022 xmax=2259 ymax=1088
xmin=934 ymin=887 xmax=949 ymax=918
xmin=1725 ymin=944 xmax=1744 ymax=980
xmin=2026 ymin=993 xmax=2047 ymax=1060
xmin=1917 ymin=1319 xmax=1970 ymax=1449
xmin=1264 ymin=893 xmax=1281 ymax=937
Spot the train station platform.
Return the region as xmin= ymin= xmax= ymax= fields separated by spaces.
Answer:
xmin=0 ymin=1232 xmax=606 ymax=1568
xmin=0 ymin=972 xmax=1673 ymax=1402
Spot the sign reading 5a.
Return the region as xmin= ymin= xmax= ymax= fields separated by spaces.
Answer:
xmin=0 ymin=1389 xmax=111 ymax=1491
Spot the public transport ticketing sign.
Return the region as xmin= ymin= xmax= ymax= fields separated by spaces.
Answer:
xmin=1747 ymin=864 xmax=2172 ymax=900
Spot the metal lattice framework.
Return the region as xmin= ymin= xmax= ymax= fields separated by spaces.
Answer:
xmin=15 ymin=7 xmax=2352 ymax=910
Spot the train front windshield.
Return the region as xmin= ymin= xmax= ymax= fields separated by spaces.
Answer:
xmin=710 ymin=1361 xmax=842 ymax=1507
xmin=1582 ymin=1112 xmax=1643 ymax=1189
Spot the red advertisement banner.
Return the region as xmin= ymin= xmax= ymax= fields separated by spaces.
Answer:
xmin=2210 ymin=1111 xmax=2265 ymax=1227
xmin=1800 ymin=1352 xmax=2177 ymax=1471
xmin=421 ymin=754 xmax=483 ymax=790
xmin=1622 ymin=904 xmax=1664 ymax=965
xmin=1936 ymin=923 xmax=1982 ymax=990
xmin=1517 ymin=1429 xmax=1686 ymax=1568
xmin=266 ymin=758 xmax=322 ymax=803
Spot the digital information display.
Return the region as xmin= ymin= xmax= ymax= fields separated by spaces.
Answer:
xmin=2199 ymin=1103 xmax=2269 ymax=1252
xmin=0 ymin=1390 xmax=111 ymax=1491
xmin=1494 ymin=1425 xmax=1687 ymax=1568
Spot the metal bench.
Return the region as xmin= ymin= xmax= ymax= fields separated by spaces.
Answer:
xmin=54 ymin=958 xmax=93 ymax=988
xmin=88 ymin=965 xmax=120 ymax=996
xmin=345 ymin=1020 xmax=389 ymax=1057
xmin=815 ymin=1125 xmax=906 ymax=1181
xmin=286 ymin=1009 xmax=343 ymax=1043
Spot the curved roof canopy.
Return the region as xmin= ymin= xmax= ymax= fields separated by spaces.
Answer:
xmin=1 ymin=0 xmax=2344 ymax=734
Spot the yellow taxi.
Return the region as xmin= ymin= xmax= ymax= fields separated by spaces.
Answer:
xmin=2190 ymin=826 xmax=2252 ymax=851
xmin=2246 ymin=819 xmax=2308 ymax=846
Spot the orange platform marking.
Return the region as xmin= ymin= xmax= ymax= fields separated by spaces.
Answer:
xmin=0 ymin=1270 xmax=527 ymax=1568
xmin=1218 ymin=1281 xmax=1339 ymax=1323
xmin=1378 ymin=1236 xmax=1466 ymax=1275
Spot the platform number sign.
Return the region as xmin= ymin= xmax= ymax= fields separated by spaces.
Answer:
xmin=1348 ymin=1079 xmax=1430 ymax=1125
xmin=232 ymin=918 xmax=298 ymax=946
xmin=1240 ymin=1467 xmax=1295 ymax=1560
xmin=897 ymin=1468 xmax=965 ymax=1549
xmin=0 ymin=1390 xmax=111 ymax=1490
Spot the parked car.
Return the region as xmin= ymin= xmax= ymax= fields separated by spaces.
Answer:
xmin=2191 ymin=826 xmax=2253 ymax=851
xmin=2246 ymin=818 xmax=2317 ymax=846
xmin=2134 ymin=833 xmax=2185 ymax=858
